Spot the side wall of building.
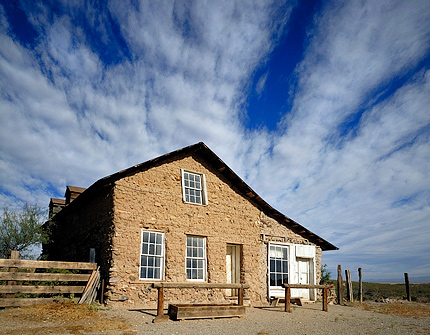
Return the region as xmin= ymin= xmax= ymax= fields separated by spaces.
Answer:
xmin=43 ymin=186 xmax=115 ymax=281
xmin=107 ymin=153 xmax=321 ymax=307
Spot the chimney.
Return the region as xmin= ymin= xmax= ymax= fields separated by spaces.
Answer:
xmin=65 ymin=186 xmax=86 ymax=205
xmin=49 ymin=198 xmax=66 ymax=219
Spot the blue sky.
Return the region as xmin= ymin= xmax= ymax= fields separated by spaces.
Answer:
xmin=1 ymin=0 xmax=429 ymax=282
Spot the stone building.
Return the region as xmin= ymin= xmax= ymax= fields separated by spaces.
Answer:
xmin=43 ymin=142 xmax=337 ymax=307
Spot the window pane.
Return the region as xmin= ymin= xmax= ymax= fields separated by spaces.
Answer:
xmin=149 ymin=244 xmax=155 ymax=255
xmin=197 ymin=269 xmax=203 ymax=279
xmin=154 ymin=268 xmax=160 ymax=279
xmin=141 ymin=256 xmax=147 ymax=266
xmin=148 ymin=256 xmax=154 ymax=266
xmin=142 ymin=243 xmax=148 ymax=255
xmin=141 ymin=267 xmax=147 ymax=278
xmin=155 ymin=245 xmax=162 ymax=256
xmin=149 ymin=233 xmax=155 ymax=243
xmin=186 ymin=269 xmax=191 ymax=279
xmin=142 ymin=232 xmax=149 ymax=242
xmin=156 ymin=234 xmax=162 ymax=244
xmin=270 ymin=259 xmax=275 ymax=271
xmin=270 ymin=273 xmax=275 ymax=286
xmin=197 ymin=248 xmax=203 ymax=258
xmin=148 ymin=268 xmax=154 ymax=279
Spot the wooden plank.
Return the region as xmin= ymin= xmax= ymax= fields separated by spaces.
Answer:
xmin=0 ymin=272 xmax=91 ymax=282
xmin=79 ymin=269 xmax=97 ymax=303
xmin=0 ymin=298 xmax=60 ymax=308
xmin=168 ymin=304 xmax=245 ymax=320
xmin=0 ymin=259 xmax=97 ymax=270
xmin=152 ymin=282 xmax=249 ymax=289
xmin=0 ymin=285 xmax=85 ymax=294
xmin=345 ymin=269 xmax=353 ymax=302
xmin=358 ymin=268 xmax=363 ymax=303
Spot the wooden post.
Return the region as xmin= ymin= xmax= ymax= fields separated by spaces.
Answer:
xmin=6 ymin=251 xmax=19 ymax=299
xmin=100 ymin=278 xmax=104 ymax=304
xmin=358 ymin=268 xmax=363 ymax=303
xmin=238 ymin=285 xmax=244 ymax=306
xmin=337 ymin=265 xmax=343 ymax=305
xmin=322 ymin=287 xmax=328 ymax=312
xmin=284 ymin=286 xmax=291 ymax=312
xmin=345 ymin=270 xmax=353 ymax=302
xmin=157 ymin=286 xmax=164 ymax=316
xmin=89 ymin=248 xmax=95 ymax=263
xmin=404 ymin=273 xmax=411 ymax=301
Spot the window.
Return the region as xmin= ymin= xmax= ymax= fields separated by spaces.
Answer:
xmin=186 ymin=236 xmax=206 ymax=280
xmin=269 ymin=245 xmax=289 ymax=287
xmin=140 ymin=231 xmax=164 ymax=280
xmin=181 ymin=170 xmax=207 ymax=205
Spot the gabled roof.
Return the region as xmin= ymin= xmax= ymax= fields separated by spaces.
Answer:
xmin=53 ymin=142 xmax=337 ymax=251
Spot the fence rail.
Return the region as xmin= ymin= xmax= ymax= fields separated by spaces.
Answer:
xmin=0 ymin=251 xmax=99 ymax=308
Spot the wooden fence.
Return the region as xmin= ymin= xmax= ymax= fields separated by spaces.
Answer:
xmin=0 ymin=255 xmax=99 ymax=307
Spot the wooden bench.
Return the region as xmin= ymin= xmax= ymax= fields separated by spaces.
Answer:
xmin=152 ymin=282 xmax=249 ymax=322
xmin=282 ymin=284 xmax=331 ymax=312
xmin=270 ymin=296 xmax=302 ymax=307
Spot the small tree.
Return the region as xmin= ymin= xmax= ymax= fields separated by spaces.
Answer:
xmin=0 ymin=204 xmax=46 ymax=259
xmin=320 ymin=264 xmax=331 ymax=284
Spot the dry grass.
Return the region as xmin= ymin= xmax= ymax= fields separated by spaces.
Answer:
xmin=1 ymin=302 xmax=134 ymax=335
xmin=360 ymin=301 xmax=430 ymax=317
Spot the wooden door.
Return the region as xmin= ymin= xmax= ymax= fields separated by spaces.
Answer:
xmin=297 ymin=258 xmax=310 ymax=300
xmin=226 ymin=244 xmax=241 ymax=296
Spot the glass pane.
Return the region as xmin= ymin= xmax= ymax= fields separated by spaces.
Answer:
xmin=195 ymin=195 xmax=201 ymax=204
xmin=276 ymin=260 xmax=281 ymax=272
xmin=149 ymin=233 xmax=155 ymax=243
xmin=184 ymin=179 xmax=189 ymax=187
xmin=148 ymin=257 xmax=154 ymax=266
xmin=186 ymin=269 xmax=191 ymax=279
xmin=197 ymin=248 xmax=203 ymax=258
xmin=187 ymin=237 xmax=192 ymax=247
xmin=148 ymin=268 xmax=154 ymax=279
xmin=186 ymin=246 xmax=192 ymax=257
xmin=155 ymin=245 xmax=162 ymax=256
xmin=192 ymin=238 xmax=198 ymax=247
xmin=197 ymin=238 xmax=203 ymax=247
xmin=156 ymin=234 xmax=162 ymax=244
xmin=277 ymin=274 xmax=283 ymax=286
xmin=142 ymin=232 xmax=149 ymax=242
xmin=142 ymin=243 xmax=149 ymax=255
xmin=197 ymin=259 xmax=203 ymax=269
xmin=283 ymin=274 xmax=288 ymax=284
xmin=154 ymin=268 xmax=160 ymax=279
xmin=282 ymin=261 xmax=288 ymax=272
xmin=141 ymin=256 xmax=147 ymax=266
xmin=190 ymin=180 xmax=195 ymax=188
xmin=141 ymin=267 xmax=147 ymax=278
xmin=190 ymin=195 xmax=195 ymax=203
xmin=192 ymin=259 xmax=197 ymax=269
xmin=149 ymin=244 xmax=155 ymax=255
xmin=270 ymin=259 xmax=275 ymax=271
xmin=155 ymin=257 xmax=160 ymax=267
xmin=186 ymin=258 xmax=191 ymax=269
xmin=191 ymin=269 xmax=197 ymax=279
xmin=197 ymin=269 xmax=203 ymax=279
xmin=282 ymin=248 xmax=288 ymax=260
xmin=270 ymin=273 xmax=275 ymax=286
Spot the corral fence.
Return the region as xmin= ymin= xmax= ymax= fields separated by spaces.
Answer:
xmin=0 ymin=251 xmax=100 ymax=308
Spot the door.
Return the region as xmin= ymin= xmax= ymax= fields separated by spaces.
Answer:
xmin=226 ymin=244 xmax=241 ymax=296
xmin=297 ymin=258 xmax=311 ymax=300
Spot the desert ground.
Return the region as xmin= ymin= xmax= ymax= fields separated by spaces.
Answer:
xmin=1 ymin=301 xmax=429 ymax=335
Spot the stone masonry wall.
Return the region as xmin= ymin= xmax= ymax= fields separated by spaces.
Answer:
xmin=107 ymin=152 xmax=322 ymax=308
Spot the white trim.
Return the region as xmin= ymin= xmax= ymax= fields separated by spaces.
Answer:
xmin=185 ymin=235 xmax=207 ymax=281
xmin=181 ymin=169 xmax=207 ymax=205
xmin=139 ymin=230 xmax=165 ymax=281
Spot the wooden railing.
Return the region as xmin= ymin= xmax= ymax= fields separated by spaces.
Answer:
xmin=282 ymin=283 xmax=331 ymax=312
xmin=152 ymin=282 xmax=250 ymax=322
xmin=0 ymin=258 xmax=98 ymax=307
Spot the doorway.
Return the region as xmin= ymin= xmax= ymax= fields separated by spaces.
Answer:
xmin=296 ymin=258 xmax=313 ymax=300
xmin=226 ymin=244 xmax=241 ymax=296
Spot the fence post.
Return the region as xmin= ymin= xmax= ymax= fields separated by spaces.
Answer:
xmin=6 ymin=251 xmax=19 ymax=299
xmin=284 ymin=286 xmax=291 ymax=312
xmin=404 ymin=273 xmax=411 ymax=301
xmin=345 ymin=270 xmax=353 ymax=302
xmin=358 ymin=268 xmax=363 ymax=303
xmin=337 ymin=265 xmax=343 ymax=305
xmin=89 ymin=248 xmax=96 ymax=263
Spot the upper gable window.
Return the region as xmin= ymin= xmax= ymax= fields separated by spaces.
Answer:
xmin=181 ymin=169 xmax=207 ymax=205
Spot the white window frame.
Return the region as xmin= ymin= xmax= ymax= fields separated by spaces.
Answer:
xmin=181 ymin=169 xmax=207 ymax=205
xmin=186 ymin=235 xmax=207 ymax=281
xmin=139 ymin=230 xmax=165 ymax=280
xmin=268 ymin=244 xmax=289 ymax=290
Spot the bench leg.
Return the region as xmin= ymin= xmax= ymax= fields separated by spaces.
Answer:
xmin=322 ymin=288 xmax=328 ymax=312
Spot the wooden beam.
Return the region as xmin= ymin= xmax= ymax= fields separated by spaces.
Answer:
xmin=0 ymin=285 xmax=86 ymax=294
xmin=152 ymin=282 xmax=249 ymax=289
xmin=0 ymin=259 xmax=97 ymax=270
xmin=282 ymin=284 xmax=331 ymax=289
xmin=0 ymin=272 xmax=91 ymax=282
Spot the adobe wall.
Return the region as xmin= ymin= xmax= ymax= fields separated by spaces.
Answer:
xmin=107 ymin=152 xmax=321 ymax=308
xmin=43 ymin=187 xmax=115 ymax=281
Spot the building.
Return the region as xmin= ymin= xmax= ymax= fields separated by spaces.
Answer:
xmin=43 ymin=142 xmax=337 ymax=307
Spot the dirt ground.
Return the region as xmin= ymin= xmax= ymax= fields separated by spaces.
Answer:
xmin=1 ymin=301 xmax=429 ymax=335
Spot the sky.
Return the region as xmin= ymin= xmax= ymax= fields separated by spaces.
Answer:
xmin=1 ymin=0 xmax=429 ymax=282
